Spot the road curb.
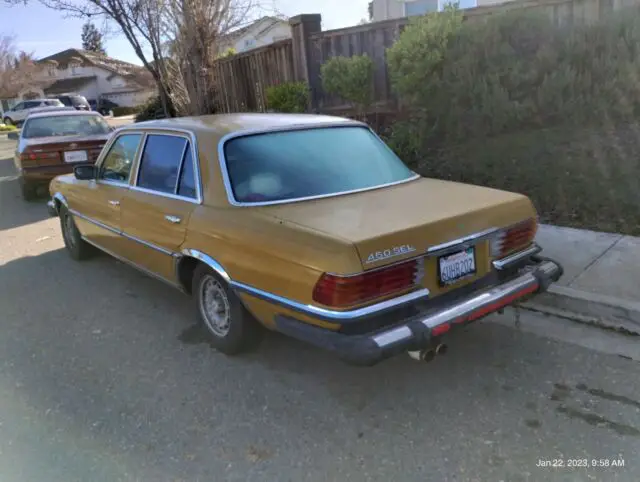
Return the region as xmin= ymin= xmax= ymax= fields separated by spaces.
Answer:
xmin=521 ymin=285 xmax=640 ymax=336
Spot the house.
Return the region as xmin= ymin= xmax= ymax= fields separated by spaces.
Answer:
xmin=371 ymin=0 xmax=510 ymax=21
xmin=1 ymin=48 xmax=155 ymax=116
xmin=218 ymin=16 xmax=292 ymax=54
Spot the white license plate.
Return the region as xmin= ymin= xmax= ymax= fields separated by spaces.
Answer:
xmin=64 ymin=150 xmax=88 ymax=163
xmin=438 ymin=248 xmax=476 ymax=285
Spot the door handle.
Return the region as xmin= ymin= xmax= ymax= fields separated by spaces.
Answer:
xmin=108 ymin=200 xmax=120 ymax=207
xmin=164 ymin=215 xmax=181 ymax=224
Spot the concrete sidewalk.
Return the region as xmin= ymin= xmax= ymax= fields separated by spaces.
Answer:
xmin=524 ymin=224 xmax=640 ymax=335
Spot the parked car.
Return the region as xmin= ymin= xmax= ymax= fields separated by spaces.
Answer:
xmin=88 ymin=98 xmax=119 ymax=116
xmin=11 ymin=110 xmax=112 ymax=200
xmin=54 ymin=93 xmax=91 ymax=111
xmin=2 ymin=99 xmax=65 ymax=126
xmin=47 ymin=114 xmax=563 ymax=366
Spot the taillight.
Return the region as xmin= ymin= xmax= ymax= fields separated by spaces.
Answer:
xmin=20 ymin=150 xmax=60 ymax=165
xmin=313 ymin=259 xmax=424 ymax=308
xmin=491 ymin=218 xmax=537 ymax=258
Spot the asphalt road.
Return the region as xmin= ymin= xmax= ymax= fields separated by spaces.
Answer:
xmin=1 ymin=138 xmax=639 ymax=482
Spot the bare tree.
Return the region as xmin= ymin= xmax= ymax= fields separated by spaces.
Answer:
xmin=0 ymin=36 xmax=43 ymax=100
xmin=36 ymin=0 xmax=261 ymax=117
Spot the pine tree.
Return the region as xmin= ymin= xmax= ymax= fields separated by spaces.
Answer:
xmin=81 ymin=22 xmax=106 ymax=55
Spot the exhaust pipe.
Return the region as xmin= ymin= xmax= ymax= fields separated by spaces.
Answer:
xmin=435 ymin=343 xmax=448 ymax=356
xmin=408 ymin=348 xmax=435 ymax=362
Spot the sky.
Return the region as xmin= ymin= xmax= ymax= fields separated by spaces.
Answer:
xmin=0 ymin=0 xmax=371 ymax=65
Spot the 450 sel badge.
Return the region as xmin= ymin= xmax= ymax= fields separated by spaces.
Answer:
xmin=366 ymin=244 xmax=417 ymax=264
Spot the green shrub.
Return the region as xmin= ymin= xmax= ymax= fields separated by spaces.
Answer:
xmin=112 ymin=106 xmax=141 ymax=117
xmin=265 ymin=82 xmax=309 ymax=113
xmin=0 ymin=124 xmax=17 ymax=132
xmin=321 ymin=54 xmax=375 ymax=113
xmin=135 ymin=96 xmax=165 ymax=122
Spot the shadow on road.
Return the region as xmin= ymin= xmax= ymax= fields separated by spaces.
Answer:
xmin=0 ymin=157 xmax=50 ymax=231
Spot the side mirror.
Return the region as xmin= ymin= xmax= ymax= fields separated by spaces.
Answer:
xmin=7 ymin=131 xmax=19 ymax=141
xmin=74 ymin=165 xmax=96 ymax=180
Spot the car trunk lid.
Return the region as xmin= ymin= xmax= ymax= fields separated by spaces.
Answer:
xmin=21 ymin=134 xmax=108 ymax=167
xmin=259 ymin=177 xmax=538 ymax=297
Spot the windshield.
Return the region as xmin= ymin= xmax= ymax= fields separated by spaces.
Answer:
xmin=224 ymin=126 xmax=416 ymax=204
xmin=22 ymin=114 xmax=110 ymax=139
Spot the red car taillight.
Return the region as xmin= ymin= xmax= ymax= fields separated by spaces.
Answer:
xmin=20 ymin=150 xmax=60 ymax=166
xmin=313 ymin=259 xmax=424 ymax=309
xmin=491 ymin=218 xmax=537 ymax=258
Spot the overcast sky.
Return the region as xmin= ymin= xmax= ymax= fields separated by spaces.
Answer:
xmin=0 ymin=0 xmax=371 ymax=64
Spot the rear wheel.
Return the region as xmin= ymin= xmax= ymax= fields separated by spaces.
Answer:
xmin=193 ymin=264 xmax=263 ymax=355
xmin=19 ymin=178 xmax=38 ymax=201
xmin=3 ymin=117 xmax=12 ymax=126
xmin=59 ymin=206 xmax=95 ymax=261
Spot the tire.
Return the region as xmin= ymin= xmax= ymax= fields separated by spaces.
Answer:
xmin=19 ymin=178 xmax=38 ymax=201
xmin=193 ymin=264 xmax=263 ymax=355
xmin=59 ymin=206 xmax=95 ymax=261
xmin=3 ymin=117 xmax=12 ymax=126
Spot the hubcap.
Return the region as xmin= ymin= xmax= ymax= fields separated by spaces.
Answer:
xmin=199 ymin=275 xmax=231 ymax=337
xmin=64 ymin=214 xmax=76 ymax=248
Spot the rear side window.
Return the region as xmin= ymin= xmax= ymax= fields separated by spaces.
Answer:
xmin=177 ymin=148 xmax=197 ymax=199
xmin=224 ymin=126 xmax=415 ymax=204
xmin=137 ymin=134 xmax=192 ymax=196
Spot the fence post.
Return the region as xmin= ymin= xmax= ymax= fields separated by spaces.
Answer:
xmin=290 ymin=14 xmax=322 ymax=111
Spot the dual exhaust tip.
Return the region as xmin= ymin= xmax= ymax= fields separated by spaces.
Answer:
xmin=408 ymin=343 xmax=448 ymax=362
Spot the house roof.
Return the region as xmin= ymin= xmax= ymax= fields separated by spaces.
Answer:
xmin=38 ymin=48 xmax=154 ymax=90
xmin=43 ymin=76 xmax=97 ymax=95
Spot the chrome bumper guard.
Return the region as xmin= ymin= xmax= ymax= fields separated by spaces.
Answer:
xmin=47 ymin=199 xmax=58 ymax=217
xmin=274 ymin=257 xmax=563 ymax=366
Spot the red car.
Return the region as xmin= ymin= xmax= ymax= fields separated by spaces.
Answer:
xmin=10 ymin=110 xmax=113 ymax=200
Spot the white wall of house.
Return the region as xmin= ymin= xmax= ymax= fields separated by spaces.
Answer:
xmin=372 ymin=0 xmax=507 ymax=21
xmin=103 ymin=90 xmax=155 ymax=107
xmin=233 ymin=21 xmax=292 ymax=53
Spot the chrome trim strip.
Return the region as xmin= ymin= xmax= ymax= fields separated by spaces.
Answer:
xmin=427 ymin=227 xmax=498 ymax=257
xmin=81 ymin=236 xmax=184 ymax=291
xmin=69 ymin=208 xmax=120 ymax=234
xmin=229 ymin=281 xmax=430 ymax=322
xmin=217 ymin=122 xmax=420 ymax=207
xmin=492 ymin=244 xmax=542 ymax=270
xmin=180 ymin=249 xmax=231 ymax=282
xmin=129 ymin=185 xmax=201 ymax=204
xmin=372 ymin=264 xmax=562 ymax=349
xmin=121 ymin=231 xmax=174 ymax=256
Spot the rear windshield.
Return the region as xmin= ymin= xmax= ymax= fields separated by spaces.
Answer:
xmin=70 ymin=96 xmax=89 ymax=106
xmin=23 ymin=114 xmax=110 ymax=139
xmin=45 ymin=100 xmax=64 ymax=106
xmin=224 ymin=126 xmax=416 ymax=204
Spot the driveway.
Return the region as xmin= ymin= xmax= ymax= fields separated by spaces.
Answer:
xmin=0 ymin=137 xmax=639 ymax=482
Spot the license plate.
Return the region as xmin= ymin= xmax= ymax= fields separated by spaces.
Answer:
xmin=64 ymin=150 xmax=88 ymax=163
xmin=438 ymin=247 xmax=476 ymax=285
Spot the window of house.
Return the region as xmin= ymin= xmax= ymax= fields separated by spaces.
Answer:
xmin=99 ymin=134 xmax=142 ymax=183
xmin=404 ymin=0 xmax=439 ymax=16
xmin=243 ymin=38 xmax=256 ymax=50
xmin=136 ymin=134 xmax=195 ymax=197
xmin=48 ymin=65 xmax=56 ymax=77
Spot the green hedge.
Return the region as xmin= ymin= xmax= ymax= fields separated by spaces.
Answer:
xmin=385 ymin=6 xmax=640 ymax=234
xmin=265 ymin=82 xmax=309 ymax=113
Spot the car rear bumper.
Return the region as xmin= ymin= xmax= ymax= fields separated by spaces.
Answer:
xmin=273 ymin=256 xmax=563 ymax=366
xmin=22 ymin=164 xmax=75 ymax=182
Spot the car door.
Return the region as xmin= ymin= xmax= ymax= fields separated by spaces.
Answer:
xmin=119 ymin=132 xmax=200 ymax=282
xmin=68 ymin=133 xmax=143 ymax=255
xmin=8 ymin=102 xmax=24 ymax=122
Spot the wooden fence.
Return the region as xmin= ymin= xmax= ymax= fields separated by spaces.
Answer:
xmin=212 ymin=0 xmax=640 ymax=114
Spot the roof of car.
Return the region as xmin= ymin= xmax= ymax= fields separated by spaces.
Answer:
xmin=129 ymin=113 xmax=361 ymax=137
xmin=26 ymin=110 xmax=102 ymax=119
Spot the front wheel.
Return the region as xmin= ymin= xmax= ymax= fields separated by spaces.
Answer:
xmin=193 ymin=265 xmax=263 ymax=355
xmin=59 ymin=206 xmax=95 ymax=261
xmin=3 ymin=117 xmax=13 ymax=126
